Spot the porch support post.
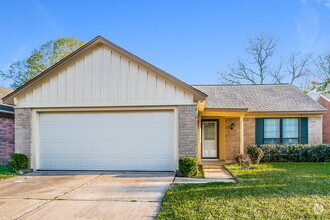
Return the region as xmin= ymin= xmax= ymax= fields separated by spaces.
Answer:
xmin=197 ymin=114 xmax=202 ymax=164
xmin=239 ymin=115 xmax=244 ymax=154
xmin=220 ymin=117 xmax=226 ymax=160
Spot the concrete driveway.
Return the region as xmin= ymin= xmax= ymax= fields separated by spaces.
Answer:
xmin=0 ymin=171 xmax=174 ymax=220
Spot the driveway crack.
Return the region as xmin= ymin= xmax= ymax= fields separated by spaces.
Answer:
xmin=15 ymin=172 xmax=105 ymax=220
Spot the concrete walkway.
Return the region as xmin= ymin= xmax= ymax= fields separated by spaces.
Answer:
xmin=174 ymin=164 xmax=236 ymax=184
xmin=202 ymin=163 xmax=234 ymax=179
xmin=0 ymin=171 xmax=174 ymax=220
xmin=174 ymin=177 xmax=236 ymax=184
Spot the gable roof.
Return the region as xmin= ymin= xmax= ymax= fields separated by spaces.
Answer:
xmin=2 ymin=36 xmax=207 ymax=105
xmin=193 ymin=84 xmax=326 ymax=113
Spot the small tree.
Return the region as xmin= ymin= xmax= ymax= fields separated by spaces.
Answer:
xmin=0 ymin=37 xmax=85 ymax=89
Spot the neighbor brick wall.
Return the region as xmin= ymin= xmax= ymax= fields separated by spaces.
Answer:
xmin=0 ymin=117 xmax=14 ymax=164
xmin=317 ymin=96 xmax=330 ymax=143
xmin=308 ymin=116 xmax=323 ymax=144
xmin=178 ymin=105 xmax=198 ymax=158
xmin=225 ymin=118 xmax=240 ymax=160
xmin=15 ymin=108 xmax=32 ymax=162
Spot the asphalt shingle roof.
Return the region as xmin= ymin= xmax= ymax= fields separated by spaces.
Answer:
xmin=0 ymin=86 xmax=13 ymax=100
xmin=193 ymin=84 xmax=326 ymax=113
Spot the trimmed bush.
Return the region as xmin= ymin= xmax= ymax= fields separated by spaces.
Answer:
xmin=179 ymin=157 xmax=198 ymax=177
xmin=260 ymin=144 xmax=330 ymax=163
xmin=247 ymin=144 xmax=264 ymax=164
xmin=260 ymin=145 xmax=286 ymax=162
xmin=8 ymin=153 xmax=28 ymax=172
xmin=235 ymin=153 xmax=252 ymax=169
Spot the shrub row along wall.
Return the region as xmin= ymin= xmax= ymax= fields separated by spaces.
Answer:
xmin=259 ymin=144 xmax=330 ymax=162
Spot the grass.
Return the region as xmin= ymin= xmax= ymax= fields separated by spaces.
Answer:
xmin=158 ymin=162 xmax=330 ymax=219
xmin=0 ymin=164 xmax=17 ymax=181
xmin=196 ymin=165 xmax=204 ymax=178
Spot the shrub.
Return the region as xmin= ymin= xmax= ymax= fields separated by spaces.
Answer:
xmin=0 ymin=164 xmax=15 ymax=174
xmin=260 ymin=145 xmax=287 ymax=162
xmin=247 ymin=144 xmax=264 ymax=164
xmin=8 ymin=153 xmax=28 ymax=172
xmin=179 ymin=157 xmax=198 ymax=177
xmin=235 ymin=153 xmax=252 ymax=169
xmin=260 ymin=144 xmax=330 ymax=163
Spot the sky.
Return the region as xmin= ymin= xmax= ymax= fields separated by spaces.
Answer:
xmin=0 ymin=0 xmax=330 ymax=88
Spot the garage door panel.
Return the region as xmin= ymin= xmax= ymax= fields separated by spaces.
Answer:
xmin=40 ymin=111 xmax=174 ymax=171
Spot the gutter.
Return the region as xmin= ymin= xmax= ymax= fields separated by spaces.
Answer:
xmin=0 ymin=109 xmax=14 ymax=115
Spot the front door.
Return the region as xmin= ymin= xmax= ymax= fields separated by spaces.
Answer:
xmin=202 ymin=120 xmax=218 ymax=159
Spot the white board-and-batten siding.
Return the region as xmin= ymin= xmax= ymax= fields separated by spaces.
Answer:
xmin=16 ymin=45 xmax=195 ymax=108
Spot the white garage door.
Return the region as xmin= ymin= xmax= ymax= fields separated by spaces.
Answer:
xmin=40 ymin=111 xmax=174 ymax=171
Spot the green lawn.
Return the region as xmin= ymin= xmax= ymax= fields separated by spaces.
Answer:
xmin=0 ymin=164 xmax=16 ymax=181
xmin=158 ymin=162 xmax=330 ymax=219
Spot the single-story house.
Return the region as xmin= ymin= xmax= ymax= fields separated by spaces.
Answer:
xmin=0 ymin=87 xmax=15 ymax=164
xmin=317 ymin=93 xmax=330 ymax=144
xmin=2 ymin=36 xmax=326 ymax=171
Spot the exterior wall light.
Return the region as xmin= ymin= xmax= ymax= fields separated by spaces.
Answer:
xmin=230 ymin=123 xmax=234 ymax=130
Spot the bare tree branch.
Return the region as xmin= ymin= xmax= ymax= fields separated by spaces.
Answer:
xmin=310 ymin=53 xmax=330 ymax=92
xmin=269 ymin=63 xmax=283 ymax=83
xmin=218 ymin=34 xmax=277 ymax=84
xmin=286 ymin=52 xmax=312 ymax=84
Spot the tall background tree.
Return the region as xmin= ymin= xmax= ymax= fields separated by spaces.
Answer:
xmin=310 ymin=53 xmax=330 ymax=93
xmin=218 ymin=34 xmax=312 ymax=86
xmin=0 ymin=37 xmax=85 ymax=89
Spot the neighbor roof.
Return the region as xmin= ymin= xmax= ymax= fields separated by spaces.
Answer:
xmin=0 ymin=87 xmax=13 ymax=100
xmin=193 ymin=84 xmax=326 ymax=113
xmin=320 ymin=93 xmax=330 ymax=101
xmin=0 ymin=87 xmax=14 ymax=115
xmin=2 ymin=36 xmax=207 ymax=105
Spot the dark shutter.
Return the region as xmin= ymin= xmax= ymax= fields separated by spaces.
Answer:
xmin=300 ymin=117 xmax=308 ymax=144
xmin=255 ymin=118 xmax=264 ymax=146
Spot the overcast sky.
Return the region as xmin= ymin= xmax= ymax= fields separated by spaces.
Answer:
xmin=1 ymin=0 xmax=330 ymax=88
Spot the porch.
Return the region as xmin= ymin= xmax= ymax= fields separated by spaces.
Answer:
xmin=197 ymin=110 xmax=255 ymax=165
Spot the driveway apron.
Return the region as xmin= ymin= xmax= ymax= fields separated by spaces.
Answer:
xmin=0 ymin=171 xmax=174 ymax=220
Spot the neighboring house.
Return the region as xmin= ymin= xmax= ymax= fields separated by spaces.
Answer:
xmin=0 ymin=87 xmax=14 ymax=164
xmin=317 ymin=93 xmax=330 ymax=144
xmin=2 ymin=36 xmax=326 ymax=171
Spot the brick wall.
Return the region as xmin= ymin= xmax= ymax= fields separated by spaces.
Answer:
xmin=178 ymin=105 xmax=198 ymax=158
xmin=15 ymin=108 xmax=32 ymax=162
xmin=317 ymin=96 xmax=330 ymax=143
xmin=308 ymin=116 xmax=323 ymax=144
xmin=225 ymin=118 xmax=240 ymax=160
xmin=244 ymin=118 xmax=255 ymax=150
xmin=224 ymin=118 xmax=255 ymax=161
xmin=0 ymin=117 xmax=15 ymax=164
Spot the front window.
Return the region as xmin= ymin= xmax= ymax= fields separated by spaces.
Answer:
xmin=264 ymin=119 xmax=280 ymax=144
xmin=264 ymin=118 xmax=299 ymax=144
xmin=282 ymin=118 xmax=299 ymax=144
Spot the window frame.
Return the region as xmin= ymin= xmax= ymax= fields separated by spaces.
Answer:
xmin=263 ymin=118 xmax=300 ymax=144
